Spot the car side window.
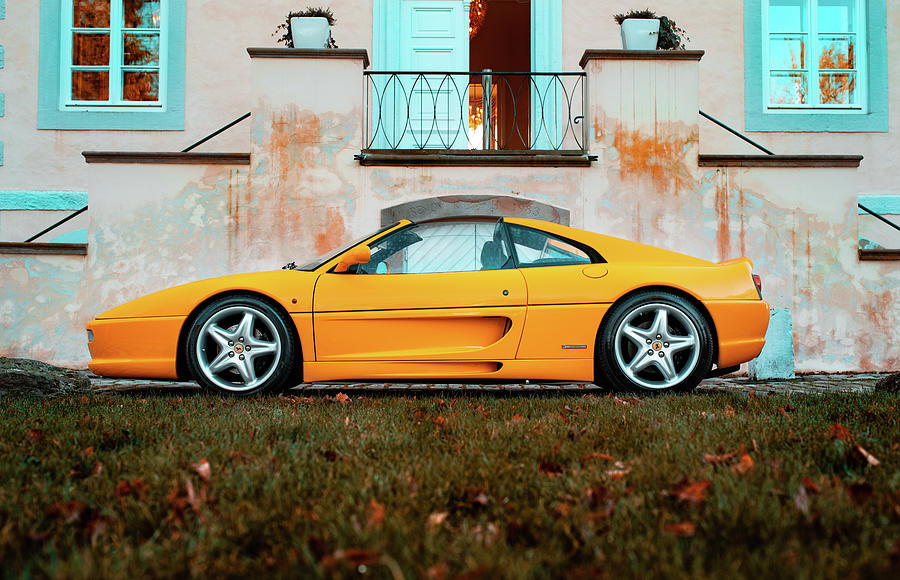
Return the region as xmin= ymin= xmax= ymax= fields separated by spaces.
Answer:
xmin=357 ymin=221 xmax=512 ymax=274
xmin=507 ymin=224 xmax=592 ymax=268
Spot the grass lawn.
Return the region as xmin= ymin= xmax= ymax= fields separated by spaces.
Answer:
xmin=1 ymin=388 xmax=899 ymax=578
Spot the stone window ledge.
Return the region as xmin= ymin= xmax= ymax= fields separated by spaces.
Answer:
xmin=0 ymin=242 xmax=87 ymax=255
xmin=858 ymin=249 xmax=900 ymax=261
xmin=699 ymin=155 xmax=863 ymax=168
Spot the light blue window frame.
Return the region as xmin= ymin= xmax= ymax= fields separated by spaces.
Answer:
xmin=745 ymin=0 xmax=887 ymax=132
xmin=38 ymin=0 xmax=185 ymax=130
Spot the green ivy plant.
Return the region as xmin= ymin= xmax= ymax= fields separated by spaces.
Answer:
xmin=613 ymin=9 xmax=690 ymax=50
xmin=274 ymin=6 xmax=338 ymax=48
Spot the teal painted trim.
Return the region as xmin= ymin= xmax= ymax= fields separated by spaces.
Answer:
xmin=858 ymin=195 xmax=900 ymax=215
xmin=0 ymin=94 xmax=5 ymax=117
xmin=37 ymin=0 xmax=186 ymax=131
xmin=745 ymin=0 xmax=888 ymax=132
xmin=0 ymin=191 xmax=88 ymax=210
xmin=0 ymin=0 xmax=5 ymax=19
xmin=0 ymin=143 xmax=3 ymax=166
xmin=49 ymin=228 xmax=88 ymax=244
xmin=0 ymin=45 xmax=4 ymax=69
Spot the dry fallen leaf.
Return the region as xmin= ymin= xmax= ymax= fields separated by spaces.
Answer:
xmin=731 ymin=453 xmax=754 ymax=475
xmin=539 ymin=460 xmax=564 ymax=477
xmin=669 ymin=479 xmax=712 ymax=504
xmin=319 ymin=548 xmax=382 ymax=570
xmin=664 ymin=521 xmax=696 ymax=537
xmin=334 ymin=392 xmax=351 ymax=404
xmin=802 ymin=476 xmax=820 ymax=494
xmin=582 ymin=452 xmax=616 ymax=463
xmin=45 ymin=500 xmax=88 ymax=524
xmin=793 ymin=485 xmax=810 ymax=515
xmin=228 ymin=450 xmax=253 ymax=463
xmin=426 ymin=512 xmax=449 ymax=529
xmin=426 ymin=562 xmax=450 ymax=580
xmin=852 ymin=444 xmax=880 ymax=466
xmin=703 ymin=450 xmax=738 ymax=464
xmin=114 ymin=479 xmax=149 ymax=501
xmin=367 ymin=498 xmax=385 ymax=530
xmin=192 ymin=459 xmax=211 ymax=483
xmin=829 ymin=423 xmax=852 ymax=441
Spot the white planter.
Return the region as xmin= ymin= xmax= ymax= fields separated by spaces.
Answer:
xmin=620 ymin=18 xmax=660 ymax=50
xmin=290 ymin=16 xmax=331 ymax=48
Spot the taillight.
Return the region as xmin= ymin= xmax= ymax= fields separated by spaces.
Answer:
xmin=752 ymin=274 xmax=763 ymax=298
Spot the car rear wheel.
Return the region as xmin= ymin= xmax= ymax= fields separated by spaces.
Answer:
xmin=598 ymin=291 xmax=713 ymax=393
xmin=186 ymin=295 xmax=299 ymax=396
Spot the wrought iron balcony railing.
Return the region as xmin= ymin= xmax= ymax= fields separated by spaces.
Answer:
xmin=363 ymin=70 xmax=586 ymax=152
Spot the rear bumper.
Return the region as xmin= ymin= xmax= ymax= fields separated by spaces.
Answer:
xmin=87 ymin=316 xmax=185 ymax=379
xmin=704 ymin=300 xmax=770 ymax=368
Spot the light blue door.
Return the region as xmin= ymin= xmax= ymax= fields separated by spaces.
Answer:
xmin=531 ymin=0 xmax=563 ymax=150
xmin=372 ymin=0 xmax=469 ymax=149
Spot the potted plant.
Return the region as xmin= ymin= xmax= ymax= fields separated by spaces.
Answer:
xmin=614 ymin=9 xmax=689 ymax=50
xmin=273 ymin=6 xmax=338 ymax=49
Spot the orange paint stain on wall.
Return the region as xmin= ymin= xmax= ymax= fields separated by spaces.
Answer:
xmin=315 ymin=207 xmax=348 ymax=255
xmin=715 ymin=172 xmax=730 ymax=261
xmin=268 ymin=108 xmax=323 ymax=183
xmin=612 ymin=125 xmax=696 ymax=194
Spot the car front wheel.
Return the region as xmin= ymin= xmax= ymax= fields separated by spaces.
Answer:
xmin=186 ymin=295 xmax=299 ymax=396
xmin=598 ymin=291 xmax=714 ymax=393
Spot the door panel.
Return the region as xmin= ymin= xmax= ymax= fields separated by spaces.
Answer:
xmin=315 ymin=307 xmax=525 ymax=361
xmin=313 ymin=269 xmax=527 ymax=361
xmin=517 ymin=264 xmax=614 ymax=305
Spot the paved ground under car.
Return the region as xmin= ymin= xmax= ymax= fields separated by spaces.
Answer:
xmin=90 ymin=374 xmax=885 ymax=396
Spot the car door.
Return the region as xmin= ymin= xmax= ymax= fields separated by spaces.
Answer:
xmin=313 ymin=220 xmax=526 ymax=363
xmin=503 ymin=221 xmax=614 ymax=361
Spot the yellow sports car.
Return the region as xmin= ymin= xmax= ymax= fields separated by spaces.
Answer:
xmin=87 ymin=218 xmax=769 ymax=395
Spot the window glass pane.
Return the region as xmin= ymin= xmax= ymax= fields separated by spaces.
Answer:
xmin=819 ymin=72 xmax=856 ymax=104
xmin=769 ymin=36 xmax=807 ymax=69
xmin=769 ymin=0 xmax=808 ymax=32
xmin=817 ymin=0 xmax=855 ymax=33
xmin=769 ymin=72 xmax=808 ymax=104
xmin=124 ymin=33 xmax=160 ymax=65
xmin=361 ymin=222 xmax=506 ymax=274
xmin=73 ymin=0 xmax=110 ymax=28
xmin=123 ymin=71 xmax=160 ymax=101
xmin=507 ymin=224 xmax=591 ymax=268
xmin=72 ymin=70 xmax=110 ymax=100
xmin=123 ymin=0 xmax=161 ymax=28
xmin=818 ymin=35 xmax=855 ymax=69
xmin=72 ymin=32 xmax=110 ymax=65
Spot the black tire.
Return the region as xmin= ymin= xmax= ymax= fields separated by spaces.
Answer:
xmin=185 ymin=295 xmax=299 ymax=396
xmin=597 ymin=291 xmax=714 ymax=393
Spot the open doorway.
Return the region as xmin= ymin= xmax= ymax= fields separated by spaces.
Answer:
xmin=468 ymin=0 xmax=531 ymax=149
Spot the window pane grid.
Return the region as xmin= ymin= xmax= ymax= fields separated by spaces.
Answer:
xmin=765 ymin=0 xmax=864 ymax=110
xmin=63 ymin=0 xmax=165 ymax=108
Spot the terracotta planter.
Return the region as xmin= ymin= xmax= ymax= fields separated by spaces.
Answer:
xmin=290 ymin=16 xmax=330 ymax=48
xmin=620 ymin=18 xmax=660 ymax=50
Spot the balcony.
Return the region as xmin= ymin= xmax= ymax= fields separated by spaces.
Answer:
xmin=359 ymin=70 xmax=588 ymax=166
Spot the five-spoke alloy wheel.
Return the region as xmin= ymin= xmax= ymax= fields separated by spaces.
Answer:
xmin=186 ymin=295 xmax=299 ymax=396
xmin=598 ymin=291 xmax=713 ymax=393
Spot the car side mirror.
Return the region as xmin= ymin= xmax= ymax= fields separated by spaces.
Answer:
xmin=334 ymin=244 xmax=371 ymax=273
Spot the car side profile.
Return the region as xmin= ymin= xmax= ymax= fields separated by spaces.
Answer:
xmin=86 ymin=217 xmax=769 ymax=395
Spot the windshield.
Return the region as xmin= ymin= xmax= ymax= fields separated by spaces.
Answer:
xmin=293 ymin=222 xmax=402 ymax=271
